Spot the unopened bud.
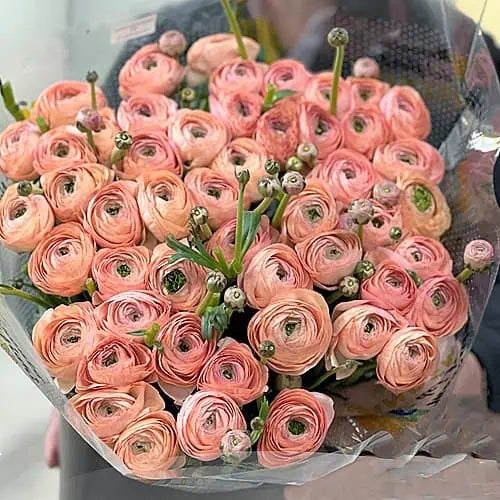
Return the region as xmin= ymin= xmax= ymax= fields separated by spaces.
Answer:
xmin=282 ymin=171 xmax=306 ymax=196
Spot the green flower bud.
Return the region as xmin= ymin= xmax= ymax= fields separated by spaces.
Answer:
xmin=224 ymin=286 xmax=246 ymax=311
xmin=206 ymin=271 xmax=227 ymax=293
xmin=114 ymin=131 xmax=133 ymax=150
xmin=264 ymin=159 xmax=280 ymax=176
xmin=250 ymin=417 xmax=265 ymax=432
xmin=390 ymin=227 xmax=403 ymax=242
xmin=296 ymin=143 xmax=318 ymax=165
xmin=258 ymin=176 xmax=281 ymax=198
xmin=17 ymin=181 xmax=33 ymax=197
xmin=190 ymin=206 xmax=209 ymax=227
xmin=354 ymin=260 xmax=376 ymax=281
xmin=259 ymin=340 xmax=276 ymax=359
xmin=181 ymin=87 xmax=197 ymax=103
xmin=282 ymin=172 xmax=306 ymax=196
xmin=339 ymin=275 xmax=359 ymax=298
xmin=328 ymin=27 xmax=350 ymax=48
xmin=236 ymin=168 xmax=250 ymax=187
xmin=285 ymin=156 xmax=305 ymax=173
xmin=86 ymin=70 xmax=98 ymax=83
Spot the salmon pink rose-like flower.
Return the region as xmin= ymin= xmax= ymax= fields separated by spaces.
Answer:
xmin=168 ymin=109 xmax=230 ymax=169
xmin=295 ymin=230 xmax=362 ymax=290
xmin=248 ymin=289 xmax=332 ymax=376
xmin=239 ymin=243 xmax=313 ymax=309
xmin=176 ymin=390 xmax=246 ymax=462
xmin=376 ymin=327 xmax=439 ymax=394
xmin=209 ymin=57 xmax=265 ymax=95
xmin=264 ymin=59 xmax=311 ymax=92
xmin=411 ymin=275 xmax=468 ymax=338
xmin=118 ymin=44 xmax=184 ymax=98
xmin=33 ymin=302 xmax=98 ymax=393
xmin=148 ymin=243 xmax=208 ymax=312
xmin=0 ymin=184 xmax=55 ymax=253
xmin=32 ymin=80 xmax=107 ymax=128
xmin=117 ymin=93 xmax=178 ymax=133
xmin=114 ymin=410 xmax=185 ymax=478
xmin=304 ymin=72 xmax=351 ymax=116
xmin=91 ymin=247 xmax=151 ymax=304
xmin=33 ymin=126 xmax=97 ymax=176
xmin=380 ymin=85 xmax=431 ymax=140
xmin=373 ymin=139 xmax=445 ymax=185
xmin=41 ymin=163 xmax=114 ymax=223
xmin=346 ymin=77 xmax=390 ymax=110
xmin=258 ymin=389 xmax=334 ymax=469
xmin=70 ymin=382 xmax=165 ymax=447
xmin=197 ymin=338 xmax=268 ymax=406
xmin=84 ymin=180 xmax=145 ymax=249
xmin=92 ymin=108 xmax=121 ymax=165
xmin=352 ymin=57 xmax=381 ymax=78
xmin=0 ymin=120 xmax=40 ymax=181
xmin=154 ymin=312 xmax=216 ymax=403
xmin=29 ymin=222 xmax=95 ymax=297
xmin=362 ymin=200 xmax=404 ymax=251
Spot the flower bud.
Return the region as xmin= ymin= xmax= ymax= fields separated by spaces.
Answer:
xmin=464 ymin=239 xmax=495 ymax=272
xmin=16 ymin=181 xmax=33 ymax=197
xmin=282 ymin=172 xmax=306 ymax=196
xmin=258 ymin=176 xmax=281 ymax=198
xmin=86 ymin=70 xmax=98 ymax=84
xmin=236 ymin=168 xmax=250 ymax=187
xmin=250 ymin=417 xmax=265 ymax=432
xmin=373 ymin=181 xmax=400 ymax=208
xmin=190 ymin=206 xmax=209 ymax=227
xmin=158 ymin=30 xmax=187 ymax=58
xmin=264 ymin=159 xmax=280 ymax=177
xmin=220 ymin=430 xmax=252 ymax=466
xmin=328 ymin=27 xmax=349 ymax=48
xmin=275 ymin=374 xmax=302 ymax=391
xmin=76 ymin=107 xmax=105 ymax=133
xmin=406 ymin=269 xmax=423 ymax=287
xmin=180 ymin=87 xmax=197 ymax=103
xmin=347 ymin=199 xmax=374 ymax=225
xmin=352 ymin=57 xmax=380 ymax=79
xmin=354 ymin=260 xmax=376 ymax=281
xmin=339 ymin=275 xmax=359 ymax=298
xmin=206 ymin=270 xmax=227 ymax=293
xmin=338 ymin=213 xmax=359 ymax=233
xmin=296 ymin=143 xmax=318 ymax=165
xmin=85 ymin=277 xmax=97 ymax=296
xmin=115 ymin=131 xmax=133 ymax=150
xmin=224 ymin=286 xmax=246 ymax=311
xmin=259 ymin=340 xmax=276 ymax=359
xmin=285 ymin=156 xmax=305 ymax=173
xmin=390 ymin=227 xmax=403 ymax=242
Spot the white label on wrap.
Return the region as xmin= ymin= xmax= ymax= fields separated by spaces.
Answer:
xmin=111 ymin=14 xmax=158 ymax=45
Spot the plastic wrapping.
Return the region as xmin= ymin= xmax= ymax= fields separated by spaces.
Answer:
xmin=1 ymin=0 xmax=500 ymax=492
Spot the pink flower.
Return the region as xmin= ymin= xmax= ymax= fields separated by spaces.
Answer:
xmin=464 ymin=239 xmax=495 ymax=272
xmin=91 ymin=108 xmax=121 ymax=165
xmin=220 ymin=430 xmax=252 ymax=465
xmin=209 ymin=57 xmax=265 ymax=95
xmin=304 ymin=72 xmax=351 ymax=116
xmin=346 ymin=77 xmax=389 ymax=110
xmin=159 ymin=30 xmax=187 ymax=58
xmin=362 ymin=200 xmax=404 ymax=251
xmin=352 ymin=57 xmax=381 ymax=79
xmin=264 ymin=59 xmax=311 ymax=92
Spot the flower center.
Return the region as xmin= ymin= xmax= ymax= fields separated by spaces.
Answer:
xmin=58 ymin=246 xmax=70 ymax=256
xmin=412 ymin=185 xmax=433 ymax=213
xmin=178 ymin=340 xmax=190 ymax=352
xmin=191 ymin=126 xmax=207 ymax=139
xmin=63 ymin=178 xmax=75 ymax=194
xmin=398 ymin=151 xmax=416 ymax=165
xmin=132 ymin=440 xmax=151 ymax=455
xmin=140 ymin=146 xmax=156 ymax=157
xmin=221 ymin=365 xmax=234 ymax=380
xmin=432 ymin=291 xmax=445 ymax=308
xmin=13 ymin=206 xmax=27 ymax=219
xmin=315 ymin=119 xmax=329 ymax=136
xmin=61 ymin=329 xmax=81 ymax=345
xmin=276 ymin=264 xmax=287 ymax=280
xmin=103 ymin=353 xmax=118 ymax=367
xmin=364 ymin=321 xmax=375 ymax=334
xmin=353 ymin=117 xmax=366 ymax=133
xmin=407 ymin=345 xmax=420 ymax=359
xmin=106 ymin=204 xmax=121 ymax=216
xmin=116 ymin=263 xmax=132 ymax=278
xmin=99 ymin=404 xmax=117 ymax=417
xmin=206 ymin=187 xmax=221 ymax=199
xmin=156 ymin=188 xmax=171 ymax=201
xmin=143 ymin=58 xmax=158 ymax=70
xmin=371 ymin=217 xmax=384 ymax=228
xmin=281 ymin=72 xmax=293 ymax=81
xmin=271 ymin=120 xmax=288 ymax=133
xmin=343 ymin=168 xmax=355 ymax=179
xmin=288 ymin=419 xmax=306 ymax=436
xmin=359 ymin=88 xmax=372 ymax=101
xmin=284 ymin=321 xmax=300 ymax=337
xmin=138 ymin=105 xmax=152 ymax=117
xmin=411 ymin=250 xmax=423 ymax=262
xmin=237 ymin=102 xmax=250 ymax=117
xmin=231 ymin=155 xmax=246 ymax=166
xmin=306 ymin=205 xmax=323 ymax=222
xmin=203 ymin=414 xmax=215 ymax=430
xmin=163 ymin=269 xmax=186 ymax=293
xmin=387 ymin=277 xmax=401 ymax=288
xmin=55 ymin=143 xmax=69 ymax=158
xmin=326 ymin=246 xmax=342 ymax=260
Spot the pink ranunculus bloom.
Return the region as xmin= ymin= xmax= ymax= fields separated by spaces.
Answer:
xmin=373 ymin=139 xmax=445 ymax=185
xmin=41 ymin=163 xmax=114 ymax=223
xmin=33 ymin=302 xmax=99 ymax=393
xmin=0 ymin=120 xmax=40 ymax=181
xmin=304 ymin=72 xmax=351 ymax=116
xmin=0 ymin=184 xmax=55 ymax=253
xmin=238 ymin=243 xmax=313 ymax=309
xmin=154 ymin=312 xmax=216 ymax=403
xmin=28 ymin=222 xmax=95 ymax=297
xmin=91 ymin=247 xmax=151 ymax=304
xmin=258 ymin=389 xmax=334 ymax=469
xmin=352 ymin=57 xmax=381 ymax=79
xmin=295 ymin=230 xmax=363 ymax=290
xmin=209 ymin=57 xmax=266 ymax=96
xmin=281 ymin=180 xmax=338 ymax=246
xmin=220 ymin=430 xmax=252 ymax=465
xmin=148 ymin=243 xmax=208 ymax=312
xmin=411 ymin=275 xmax=468 ymax=338
xmin=376 ymin=327 xmax=439 ymax=394
xmin=380 ymin=85 xmax=431 ymax=140
xmin=176 ymin=390 xmax=246 ymax=462
xmin=118 ymin=44 xmax=185 ymax=99
xmin=70 ymin=382 xmax=165 ymax=447
xmin=91 ymin=107 xmax=121 ymax=165
xmin=248 ymin=289 xmax=332 ymax=376
xmin=362 ymin=200 xmax=404 ymax=252
xmin=168 ymin=109 xmax=230 ymax=169
xmin=264 ymin=59 xmax=311 ymax=92
xmin=114 ymin=410 xmax=185 ymax=478
xmin=33 ymin=125 xmax=98 ymax=176
xmin=197 ymin=338 xmax=268 ymax=406
xmin=32 ymin=80 xmax=107 ymax=128
xmin=84 ymin=180 xmax=145 ymax=248
xmin=117 ymin=93 xmax=178 ymax=133
xmin=464 ymin=239 xmax=495 ymax=272
xmin=346 ymin=77 xmax=390 ymax=110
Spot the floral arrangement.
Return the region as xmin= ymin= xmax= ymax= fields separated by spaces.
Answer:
xmin=0 ymin=2 xmax=495 ymax=480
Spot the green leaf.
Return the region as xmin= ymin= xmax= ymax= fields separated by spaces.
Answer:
xmin=35 ymin=116 xmax=50 ymax=133
xmin=201 ymin=304 xmax=230 ymax=341
xmin=250 ymin=430 xmax=261 ymax=445
xmin=128 ymin=330 xmax=147 ymax=337
xmin=165 ymin=235 xmax=220 ymax=271
xmin=0 ymin=80 xmax=25 ymax=121
xmin=271 ymin=89 xmax=296 ymax=105
xmin=241 ymin=211 xmax=263 ymax=256
xmin=258 ymin=396 xmax=270 ymax=421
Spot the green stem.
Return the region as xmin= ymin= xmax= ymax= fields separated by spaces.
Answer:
xmin=263 ymin=84 xmax=276 ymax=111
xmin=199 ymin=223 xmax=213 ymax=241
xmin=456 ymin=267 xmax=474 ymax=283
xmin=330 ymin=45 xmax=345 ymax=116
xmin=36 ymin=116 xmax=50 ymax=134
xmin=254 ymin=197 xmax=273 ymax=217
xmin=109 ymin=148 xmax=125 ymax=168
xmin=271 ymin=193 xmax=290 ymax=229
xmin=0 ymin=80 xmax=25 ymax=121
xmin=214 ymin=248 xmax=233 ymax=278
xmin=231 ymin=184 xmax=246 ymax=272
xmin=90 ymin=82 xmax=97 ymax=110
xmin=328 ymin=360 xmax=377 ymax=390
xmin=196 ymin=291 xmax=215 ymax=316
xmin=0 ymin=286 xmax=51 ymax=309
xmin=308 ymin=365 xmax=347 ymax=391
xmin=357 ymin=224 xmax=363 ymax=244
xmin=86 ymin=131 xmax=97 ymax=153
xmin=326 ymin=288 xmax=344 ymax=305
xmin=220 ymin=0 xmax=248 ymax=59
xmin=209 ymin=292 xmax=221 ymax=307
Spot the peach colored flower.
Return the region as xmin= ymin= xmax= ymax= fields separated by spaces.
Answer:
xmin=361 ymin=260 xmax=417 ymax=316
xmin=362 ymin=200 xmax=404 ymax=251
xmin=258 ymin=389 xmax=334 ymax=469
xmin=411 ymin=275 xmax=468 ymax=338
xmin=341 ymin=107 xmax=391 ymax=159
xmin=380 ymin=86 xmax=431 ymax=140
xmin=92 ymin=108 xmax=121 ymax=165
xmin=197 ymin=338 xmax=268 ymax=406
xmin=397 ymin=173 xmax=451 ymax=239
xmin=148 ymin=243 xmax=208 ymax=312
xmin=117 ymin=93 xmax=178 ymax=133
xmin=295 ymin=230 xmax=362 ymax=290
xmin=248 ymin=289 xmax=332 ymax=376
xmin=41 ymin=163 xmax=114 ymax=223
xmin=186 ymin=34 xmax=260 ymax=80
xmin=122 ymin=128 xmax=182 ymax=179
xmin=309 ymin=149 xmax=375 ymax=207
xmin=33 ymin=302 xmax=98 ymax=393
xmin=0 ymin=120 xmax=40 ymax=181
xmin=95 ymin=290 xmax=173 ymax=340
xmin=70 ymin=382 xmax=165 ymax=446
xmin=211 ymin=138 xmax=267 ymax=203
xmin=346 ymin=77 xmax=390 ymax=110
xmin=167 ymin=109 xmax=230 ymax=169
xmin=33 ymin=126 xmax=97 ymax=175
xmin=220 ymin=430 xmax=252 ymax=464
xmin=76 ymin=334 xmax=155 ymax=392
xmin=137 ymin=170 xmax=193 ymax=241
xmin=91 ymin=247 xmax=151 ymax=304
xmin=84 ymin=180 xmax=145 ymax=248
xmin=154 ymin=312 xmax=216 ymax=403
xmin=304 ymin=72 xmax=351 ymax=116
xmin=119 ymin=44 xmax=184 ymax=98
xmin=32 ymin=80 xmax=107 ymax=128
xmin=176 ymin=390 xmax=246 ymax=461
xmin=209 ymin=57 xmax=265 ymax=95
xmin=376 ymin=327 xmax=439 ymax=394
xmin=0 ymin=184 xmax=55 ymax=252
xmin=210 ymin=90 xmax=263 ymax=139
xmin=264 ymin=59 xmax=311 ymax=92
xmin=373 ymin=139 xmax=445 ymax=185
xmin=281 ymin=180 xmax=338 ymax=245
xmin=114 ymin=410 xmax=185 ymax=478
xmin=29 ymin=222 xmax=95 ymax=297
xmin=299 ymin=101 xmax=344 ymax=160
xmin=239 ymin=243 xmax=313 ymax=309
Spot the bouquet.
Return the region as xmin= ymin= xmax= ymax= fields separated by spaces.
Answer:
xmin=0 ymin=0 xmax=499 ymax=488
